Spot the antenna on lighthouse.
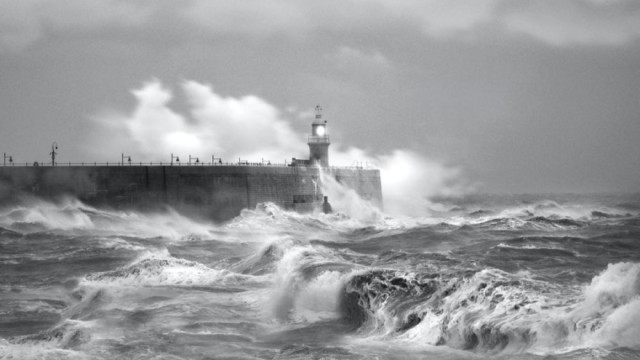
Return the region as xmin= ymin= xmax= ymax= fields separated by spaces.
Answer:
xmin=315 ymin=105 xmax=322 ymax=119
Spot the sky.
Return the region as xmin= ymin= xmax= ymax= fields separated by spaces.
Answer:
xmin=1 ymin=0 xmax=639 ymax=197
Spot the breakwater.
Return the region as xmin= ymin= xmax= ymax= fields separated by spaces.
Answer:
xmin=0 ymin=164 xmax=382 ymax=221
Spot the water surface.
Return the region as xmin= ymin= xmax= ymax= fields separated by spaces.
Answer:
xmin=1 ymin=194 xmax=639 ymax=359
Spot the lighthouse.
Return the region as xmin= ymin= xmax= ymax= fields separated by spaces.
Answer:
xmin=308 ymin=105 xmax=330 ymax=167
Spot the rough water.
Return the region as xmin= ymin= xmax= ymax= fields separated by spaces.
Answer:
xmin=1 ymin=193 xmax=639 ymax=360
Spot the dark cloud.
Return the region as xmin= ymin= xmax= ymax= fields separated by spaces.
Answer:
xmin=0 ymin=0 xmax=149 ymax=52
xmin=1 ymin=1 xmax=639 ymax=194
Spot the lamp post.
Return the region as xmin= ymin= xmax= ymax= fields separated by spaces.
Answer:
xmin=170 ymin=153 xmax=180 ymax=166
xmin=50 ymin=142 xmax=58 ymax=166
xmin=122 ymin=153 xmax=132 ymax=166
xmin=3 ymin=153 xmax=13 ymax=167
xmin=188 ymin=155 xmax=199 ymax=165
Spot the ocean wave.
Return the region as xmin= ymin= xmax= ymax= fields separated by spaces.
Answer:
xmin=431 ymin=196 xmax=640 ymax=233
xmin=526 ymin=216 xmax=585 ymax=228
xmin=338 ymin=262 xmax=640 ymax=354
xmin=464 ymin=216 xmax=587 ymax=231
xmin=493 ymin=235 xmax=640 ymax=263
xmin=0 ymin=319 xmax=90 ymax=360
xmin=0 ymin=226 xmax=24 ymax=238
xmin=80 ymin=250 xmax=252 ymax=288
xmin=494 ymin=237 xmax=587 ymax=257
xmin=226 ymin=202 xmax=399 ymax=237
xmin=1 ymin=195 xmax=637 ymax=244
xmin=0 ymin=340 xmax=85 ymax=360
xmin=230 ymin=241 xmax=289 ymax=276
xmin=0 ymin=198 xmax=219 ymax=242
xmin=495 ymin=242 xmax=580 ymax=258
xmin=0 ymin=199 xmax=94 ymax=232
xmin=224 ymin=203 xmax=345 ymax=240
xmin=267 ymin=242 xmax=359 ymax=323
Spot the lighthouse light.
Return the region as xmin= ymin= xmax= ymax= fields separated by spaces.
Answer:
xmin=316 ymin=126 xmax=325 ymax=136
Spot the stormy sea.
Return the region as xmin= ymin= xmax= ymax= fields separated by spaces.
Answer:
xmin=1 ymin=193 xmax=639 ymax=360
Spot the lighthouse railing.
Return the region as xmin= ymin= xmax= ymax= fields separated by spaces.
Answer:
xmin=307 ymin=135 xmax=330 ymax=143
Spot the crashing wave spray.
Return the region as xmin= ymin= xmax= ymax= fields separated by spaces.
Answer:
xmin=318 ymin=166 xmax=384 ymax=222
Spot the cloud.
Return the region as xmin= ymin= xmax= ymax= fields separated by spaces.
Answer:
xmin=182 ymin=0 xmax=640 ymax=46
xmin=89 ymin=79 xmax=305 ymax=164
xmin=375 ymin=0 xmax=640 ymax=45
xmin=183 ymin=80 xmax=306 ymax=162
xmin=88 ymin=79 xmax=470 ymax=215
xmin=374 ymin=0 xmax=500 ymax=37
xmin=183 ymin=0 xmax=312 ymax=38
xmin=182 ymin=0 xmax=498 ymax=40
xmin=127 ymin=81 xmax=204 ymax=156
xmin=326 ymin=46 xmax=392 ymax=72
xmin=87 ymin=80 xmax=200 ymax=163
xmin=0 ymin=0 xmax=149 ymax=52
xmin=4 ymin=0 xmax=639 ymax=51
xmin=503 ymin=0 xmax=640 ymax=46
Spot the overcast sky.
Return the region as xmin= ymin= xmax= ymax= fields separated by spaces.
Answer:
xmin=1 ymin=0 xmax=639 ymax=195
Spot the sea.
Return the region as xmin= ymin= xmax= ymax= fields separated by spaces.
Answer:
xmin=1 ymin=193 xmax=639 ymax=360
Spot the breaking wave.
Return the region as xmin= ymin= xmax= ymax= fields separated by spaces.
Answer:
xmin=80 ymin=249 xmax=254 ymax=288
xmin=339 ymin=262 xmax=640 ymax=354
xmin=0 ymin=197 xmax=216 ymax=240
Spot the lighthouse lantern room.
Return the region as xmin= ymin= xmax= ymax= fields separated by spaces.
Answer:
xmin=308 ymin=105 xmax=330 ymax=167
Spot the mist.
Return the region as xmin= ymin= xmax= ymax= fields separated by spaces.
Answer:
xmin=87 ymin=79 xmax=470 ymax=216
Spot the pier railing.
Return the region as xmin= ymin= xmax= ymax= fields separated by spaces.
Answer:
xmin=1 ymin=161 xmax=376 ymax=170
xmin=2 ymin=161 xmax=291 ymax=168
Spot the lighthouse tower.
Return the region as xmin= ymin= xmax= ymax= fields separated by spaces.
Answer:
xmin=308 ymin=105 xmax=330 ymax=167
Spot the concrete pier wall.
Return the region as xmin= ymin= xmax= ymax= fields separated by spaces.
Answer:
xmin=0 ymin=165 xmax=382 ymax=221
